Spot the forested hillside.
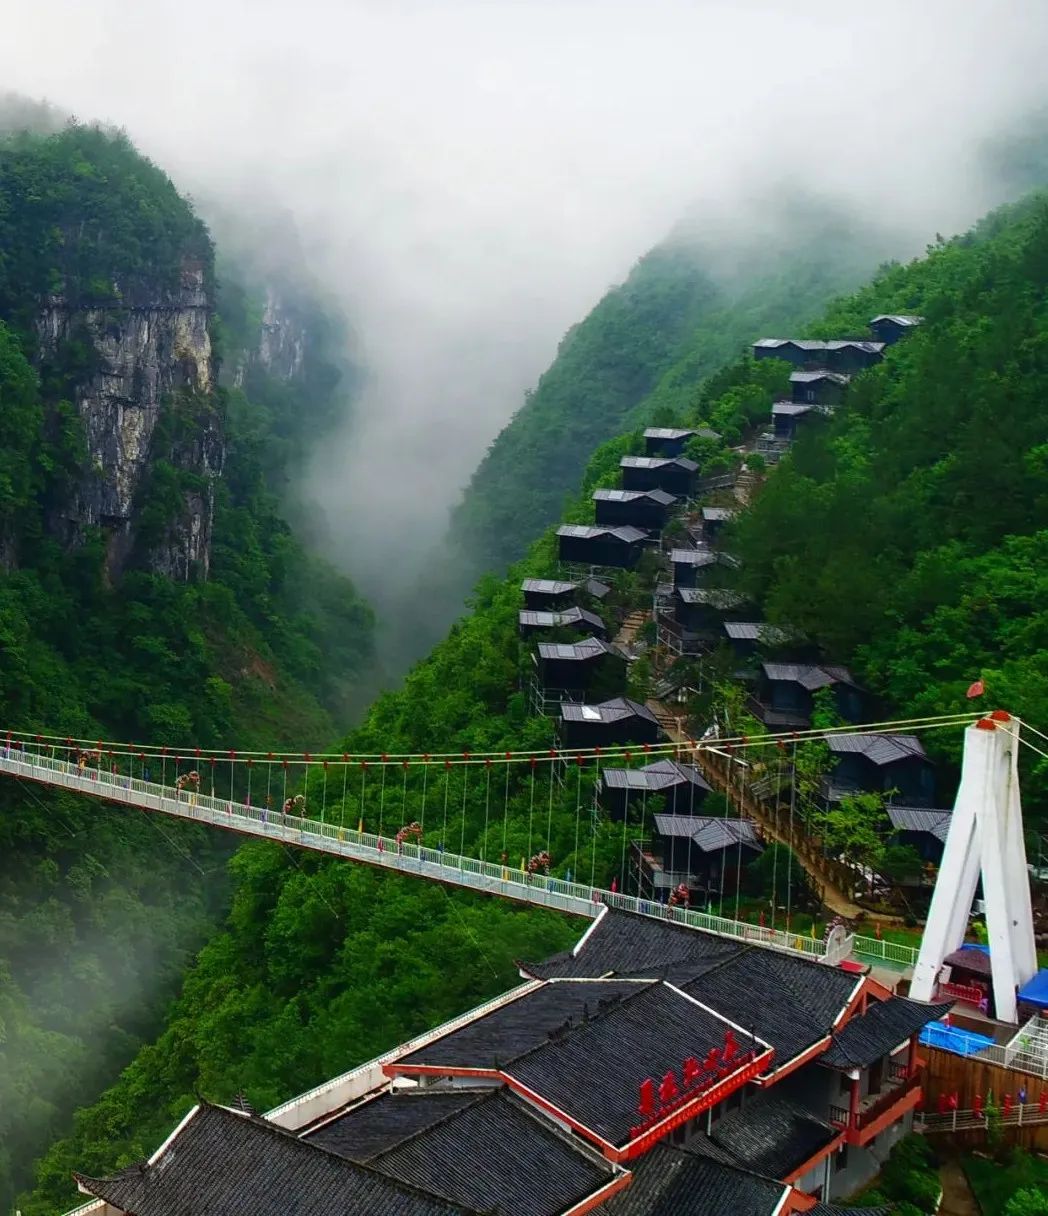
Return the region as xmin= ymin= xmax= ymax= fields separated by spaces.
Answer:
xmin=0 ymin=123 xmax=375 ymax=1208
xmin=21 ymin=179 xmax=1048 ymax=1214
xmin=731 ymin=193 xmax=1048 ymax=807
xmin=447 ymin=201 xmax=904 ymax=584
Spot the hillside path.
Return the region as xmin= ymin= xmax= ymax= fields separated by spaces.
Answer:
xmin=646 ymin=697 xmax=864 ymax=919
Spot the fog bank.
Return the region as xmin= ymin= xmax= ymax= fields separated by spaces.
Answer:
xmin=3 ymin=1 xmax=1048 ymax=602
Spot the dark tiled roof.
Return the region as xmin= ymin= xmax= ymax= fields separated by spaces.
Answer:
xmin=682 ymin=947 xmax=856 ymax=1071
xmin=306 ymin=1090 xmax=478 ymax=1161
xmin=701 ymin=506 xmax=734 ymax=521
xmin=521 ymin=578 xmax=577 ymax=596
xmin=944 ymin=945 xmax=993 ymax=977
xmin=601 ymin=760 xmax=712 ymax=794
xmin=75 ymin=1102 xmax=471 ymax=1216
xmin=557 ymin=524 xmax=647 ymax=543
xmin=593 ymin=488 xmax=677 ymax=506
xmin=600 ymin=1144 xmax=787 ymax=1216
xmin=518 ymin=607 xmax=606 ymax=632
xmin=821 ymin=997 xmax=953 ymax=1069
xmin=762 ymin=662 xmax=857 ymax=691
xmin=561 ymin=697 xmax=659 ymax=726
xmin=827 ymin=733 xmax=927 ymax=766
xmin=399 ymin=979 xmax=644 ymax=1068
xmin=537 ymin=636 xmax=617 ymax=662
xmin=652 ymin=815 xmax=762 ymax=853
xmin=870 ymin=313 xmax=923 ymax=326
xmin=675 ymin=587 xmax=747 ymax=608
xmin=369 ymin=1089 xmax=614 ymax=1216
xmin=520 ymin=909 xmax=743 ymax=983
xmin=772 ymin=400 xmax=819 ymax=416
xmin=698 ymin=1090 xmax=839 ymax=1178
xmin=507 ymin=982 xmax=766 ymax=1145
xmin=886 ymin=805 xmax=951 ymax=841
xmin=723 ymin=621 xmax=790 ymax=644
xmin=790 ymin=371 xmax=849 ymax=385
xmin=523 ymin=911 xmax=861 ymax=1070
xmin=621 ymin=456 xmax=699 ymax=472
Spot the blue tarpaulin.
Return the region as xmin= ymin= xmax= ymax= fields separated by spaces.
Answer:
xmin=1018 ymin=969 xmax=1048 ymax=1009
xmin=920 ymin=1023 xmax=995 ymax=1056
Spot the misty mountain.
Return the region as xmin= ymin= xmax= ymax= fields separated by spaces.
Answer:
xmin=0 ymin=121 xmax=376 ymax=1208
xmin=440 ymin=198 xmax=906 ymax=610
xmin=23 ymin=171 xmax=1048 ymax=1216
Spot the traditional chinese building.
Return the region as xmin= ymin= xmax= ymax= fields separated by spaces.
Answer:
xmin=599 ymin=759 xmax=713 ymax=820
xmin=69 ymin=909 xmax=941 ymax=1215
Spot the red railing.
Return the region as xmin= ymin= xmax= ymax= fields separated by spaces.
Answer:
xmin=855 ymin=1070 xmax=920 ymax=1131
xmin=937 ymin=980 xmax=983 ymax=1005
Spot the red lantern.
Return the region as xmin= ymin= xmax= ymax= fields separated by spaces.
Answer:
xmin=973 ymin=1093 xmax=983 ymax=1116
xmin=1003 ymin=1093 xmax=1013 ymax=1116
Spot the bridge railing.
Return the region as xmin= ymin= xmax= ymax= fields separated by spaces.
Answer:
xmin=0 ymin=746 xmax=845 ymax=965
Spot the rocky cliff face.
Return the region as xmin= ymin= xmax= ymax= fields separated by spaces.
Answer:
xmin=231 ymin=285 xmax=308 ymax=388
xmin=36 ymin=258 xmax=220 ymax=579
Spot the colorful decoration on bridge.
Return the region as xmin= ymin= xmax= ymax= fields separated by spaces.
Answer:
xmin=668 ymin=882 xmax=689 ymax=908
xmin=527 ymin=851 xmax=552 ymax=875
xmin=395 ymin=821 xmax=423 ymax=847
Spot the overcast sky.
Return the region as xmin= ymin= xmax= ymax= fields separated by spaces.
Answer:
xmin=4 ymin=1 xmax=1048 ymax=596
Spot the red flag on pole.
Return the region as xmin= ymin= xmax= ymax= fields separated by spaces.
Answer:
xmin=966 ymin=679 xmax=986 ymax=699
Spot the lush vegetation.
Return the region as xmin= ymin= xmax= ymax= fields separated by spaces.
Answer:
xmin=964 ymin=1149 xmax=1048 ymax=1215
xmin=17 ymin=146 xmax=1048 ymax=1213
xmin=731 ymin=193 xmax=1048 ymax=816
xmin=0 ymin=124 xmax=375 ymax=1208
xmin=447 ymin=202 xmax=901 ymax=585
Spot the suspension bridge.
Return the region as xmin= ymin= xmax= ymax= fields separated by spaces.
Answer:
xmin=0 ymin=710 xmax=1041 ymax=972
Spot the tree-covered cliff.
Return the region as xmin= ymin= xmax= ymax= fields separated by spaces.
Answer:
xmin=0 ymin=123 xmax=375 ymax=1208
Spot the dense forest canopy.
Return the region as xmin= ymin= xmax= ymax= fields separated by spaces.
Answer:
xmin=0 ymin=124 xmax=375 ymax=1208
xmin=14 ymin=138 xmax=1048 ymax=1215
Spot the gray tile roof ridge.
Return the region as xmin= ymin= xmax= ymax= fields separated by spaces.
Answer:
xmin=78 ymin=1100 xmax=482 ymax=1215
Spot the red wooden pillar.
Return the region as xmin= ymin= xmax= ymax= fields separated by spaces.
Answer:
xmin=907 ymin=1034 xmax=919 ymax=1078
xmin=849 ymin=1075 xmax=860 ymax=1130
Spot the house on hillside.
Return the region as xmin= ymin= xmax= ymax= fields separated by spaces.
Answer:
xmin=823 ymin=734 xmax=936 ymax=807
xmin=886 ymin=805 xmax=952 ymax=865
xmin=670 ymin=548 xmax=740 ymax=589
xmin=870 ymin=314 xmax=924 ymax=345
xmin=556 ymin=524 xmax=646 ymax=570
xmin=791 ymin=371 xmax=849 ymax=407
xmin=752 ymin=338 xmax=828 ymax=367
xmin=721 ymin=621 xmax=792 ymax=662
xmin=772 ymin=400 xmax=823 ymax=442
xmin=825 ymin=340 xmax=885 ymax=374
xmin=632 ymin=814 xmax=763 ymax=903
xmin=533 ymin=636 xmax=626 ymax=701
xmin=672 ymin=586 xmax=749 ymax=639
xmin=749 ymin=662 xmax=865 ymax=730
xmin=72 ymin=905 xmax=951 ymax=1216
xmin=521 ymin=578 xmax=579 ymax=611
xmin=620 ymin=455 xmax=699 ymax=498
xmin=753 ymin=338 xmax=883 ymax=374
xmin=559 ymin=697 xmax=664 ymax=749
xmin=599 ymin=758 xmax=712 ymax=820
xmin=644 ymin=426 xmax=719 ymax=457
xmin=518 ymin=605 xmax=607 ymax=639
xmin=700 ymin=505 xmax=734 ymax=544
xmin=593 ymin=488 xmax=677 ymax=532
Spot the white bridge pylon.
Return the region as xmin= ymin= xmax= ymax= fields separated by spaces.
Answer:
xmin=911 ymin=711 xmax=1037 ymax=1022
